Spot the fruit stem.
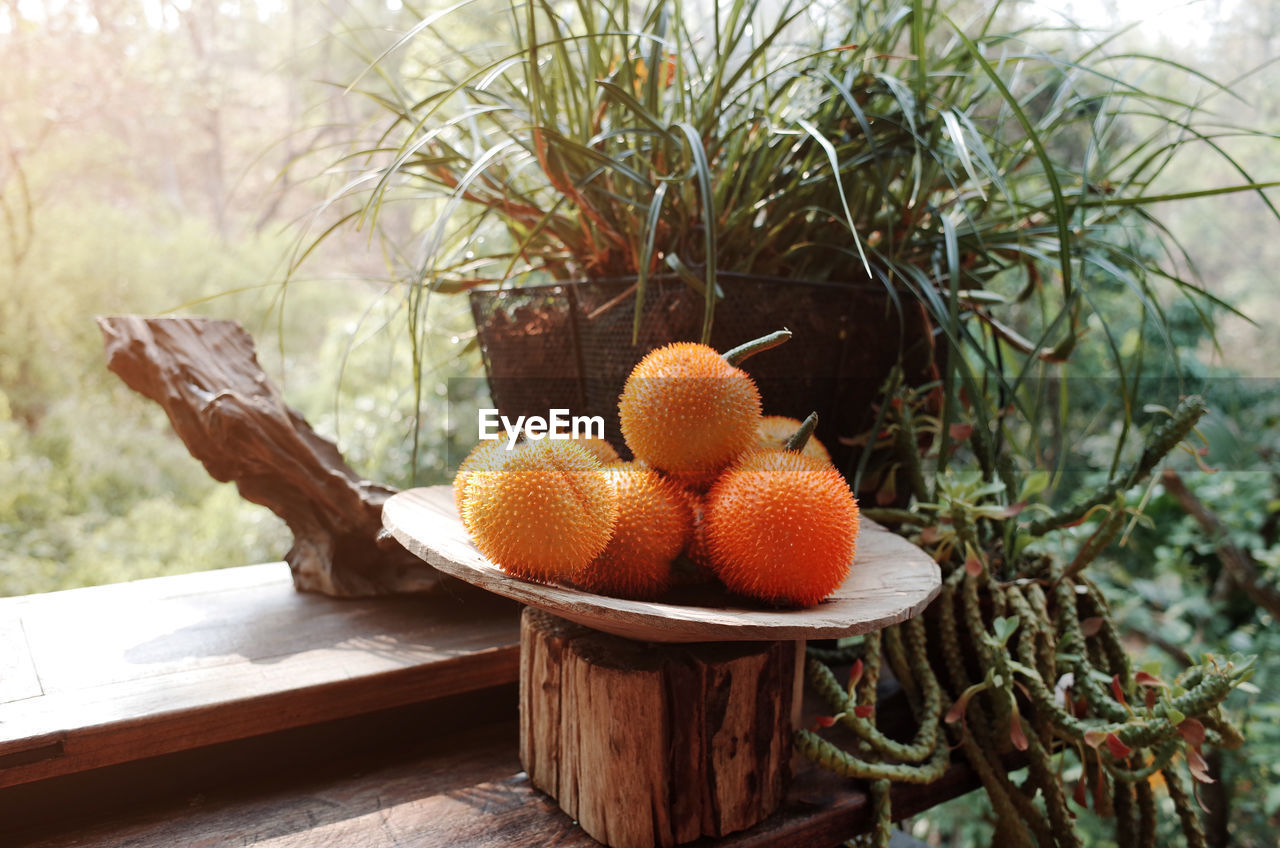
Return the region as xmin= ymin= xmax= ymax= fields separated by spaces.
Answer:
xmin=722 ymin=329 xmax=792 ymax=366
xmin=786 ymin=412 xmax=819 ymax=453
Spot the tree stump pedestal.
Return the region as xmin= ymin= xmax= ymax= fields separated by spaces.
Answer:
xmin=519 ymin=608 xmax=801 ymax=848
xmin=381 ymin=485 xmax=943 ymax=848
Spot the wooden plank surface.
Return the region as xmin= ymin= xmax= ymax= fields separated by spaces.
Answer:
xmin=384 ymin=486 xmax=942 ymax=643
xmin=13 ymin=714 xmax=986 ymax=848
xmin=0 ymin=609 xmax=42 ymax=705
xmin=0 ymin=564 xmax=521 ymax=788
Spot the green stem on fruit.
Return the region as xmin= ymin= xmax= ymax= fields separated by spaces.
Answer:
xmin=722 ymin=328 xmax=792 ymax=366
xmin=785 ymin=412 xmax=819 ymax=453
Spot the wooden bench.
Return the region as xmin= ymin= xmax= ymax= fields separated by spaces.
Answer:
xmin=2 ymin=566 xmax=979 ymax=846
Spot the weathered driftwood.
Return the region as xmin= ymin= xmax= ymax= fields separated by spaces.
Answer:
xmin=98 ymin=315 xmax=438 ymax=597
xmin=520 ymin=608 xmax=801 ymax=848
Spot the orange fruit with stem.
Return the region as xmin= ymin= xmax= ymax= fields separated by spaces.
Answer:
xmin=618 ymin=335 xmax=783 ymax=477
xmin=757 ymin=415 xmax=832 ymax=464
xmin=575 ymin=463 xmax=693 ymax=600
xmin=461 ymin=439 xmax=618 ymax=584
xmin=704 ymin=450 xmax=859 ymax=607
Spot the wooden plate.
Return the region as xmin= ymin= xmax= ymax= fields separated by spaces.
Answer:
xmin=383 ymin=486 xmax=941 ymax=643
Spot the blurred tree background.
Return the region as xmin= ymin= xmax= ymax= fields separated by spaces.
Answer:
xmin=0 ymin=0 xmax=483 ymax=593
xmin=2 ymin=0 xmax=1278 ymax=843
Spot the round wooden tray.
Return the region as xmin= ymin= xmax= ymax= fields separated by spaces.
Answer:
xmin=383 ymin=486 xmax=941 ymax=643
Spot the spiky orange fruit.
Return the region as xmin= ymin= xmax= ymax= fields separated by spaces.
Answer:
xmin=661 ymin=467 xmax=721 ymax=494
xmin=454 ymin=437 xmax=513 ymax=523
xmin=576 ymin=436 xmax=622 ymax=465
xmin=704 ymin=450 xmax=859 ymax=607
xmin=618 ymin=342 xmax=762 ymax=477
xmin=461 ymin=440 xmax=618 ymax=584
xmin=575 ymin=463 xmax=693 ymax=599
xmin=757 ymin=415 xmax=832 ymax=464
xmin=676 ymin=490 xmax=719 ymax=585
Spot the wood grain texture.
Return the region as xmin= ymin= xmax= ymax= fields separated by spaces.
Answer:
xmin=519 ymin=609 xmax=797 ymax=848
xmin=384 ymin=486 xmax=942 ymax=643
xmin=98 ymin=315 xmax=435 ymax=597
xmin=14 ymin=714 xmax=993 ymax=848
xmin=0 ymin=564 xmax=520 ymax=788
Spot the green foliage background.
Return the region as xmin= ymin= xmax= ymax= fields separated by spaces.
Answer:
xmin=0 ymin=0 xmax=485 ymax=594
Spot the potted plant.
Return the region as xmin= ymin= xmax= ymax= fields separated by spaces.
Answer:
xmin=303 ymin=0 xmax=1272 ymax=483
xmin=298 ymin=0 xmax=951 ymax=470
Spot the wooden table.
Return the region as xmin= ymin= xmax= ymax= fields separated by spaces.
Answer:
xmin=2 ymin=565 xmax=977 ymax=847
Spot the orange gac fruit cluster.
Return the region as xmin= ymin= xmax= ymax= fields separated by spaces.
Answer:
xmin=460 ymin=440 xmax=618 ymax=584
xmin=452 ymin=330 xmax=860 ymax=607
xmin=618 ymin=342 xmax=761 ymax=478
xmin=704 ymin=450 xmax=859 ymax=607
xmin=575 ymin=463 xmax=693 ymax=600
xmin=757 ymin=415 xmax=832 ymax=464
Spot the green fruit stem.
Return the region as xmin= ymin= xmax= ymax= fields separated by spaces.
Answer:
xmin=785 ymin=412 xmax=819 ymax=453
xmin=721 ymin=328 xmax=792 ymax=366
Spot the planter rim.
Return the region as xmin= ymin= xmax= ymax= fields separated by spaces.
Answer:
xmin=468 ymin=271 xmax=890 ymax=296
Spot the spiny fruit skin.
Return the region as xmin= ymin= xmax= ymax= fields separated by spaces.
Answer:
xmin=662 ymin=467 xmax=721 ymax=494
xmin=683 ymin=490 xmax=709 ymax=565
xmin=575 ymin=463 xmax=693 ymax=600
xmin=618 ymin=342 xmax=762 ymax=477
xmin=633 ymin=459 xmax=716 ymax=495
xmin=757 ymin=415 xmax=832 ymax=464
xmin=677 ymin=490 xmax=718 ymax=586
xmin=454 ymin=437 xmax=512 ymax=524
xmin=705 ymin=451 xmax=859 ymax=607
xmin=576 ymin=436 xmax=622 ymax=465
xmin=461 ymin=440 xmax=618 ymax=584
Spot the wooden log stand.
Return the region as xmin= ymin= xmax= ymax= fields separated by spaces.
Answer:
xmin=384 ymin=486 xmax=941 ymax=848
xmin=520 ymin=609 xmax=800 ymax=847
